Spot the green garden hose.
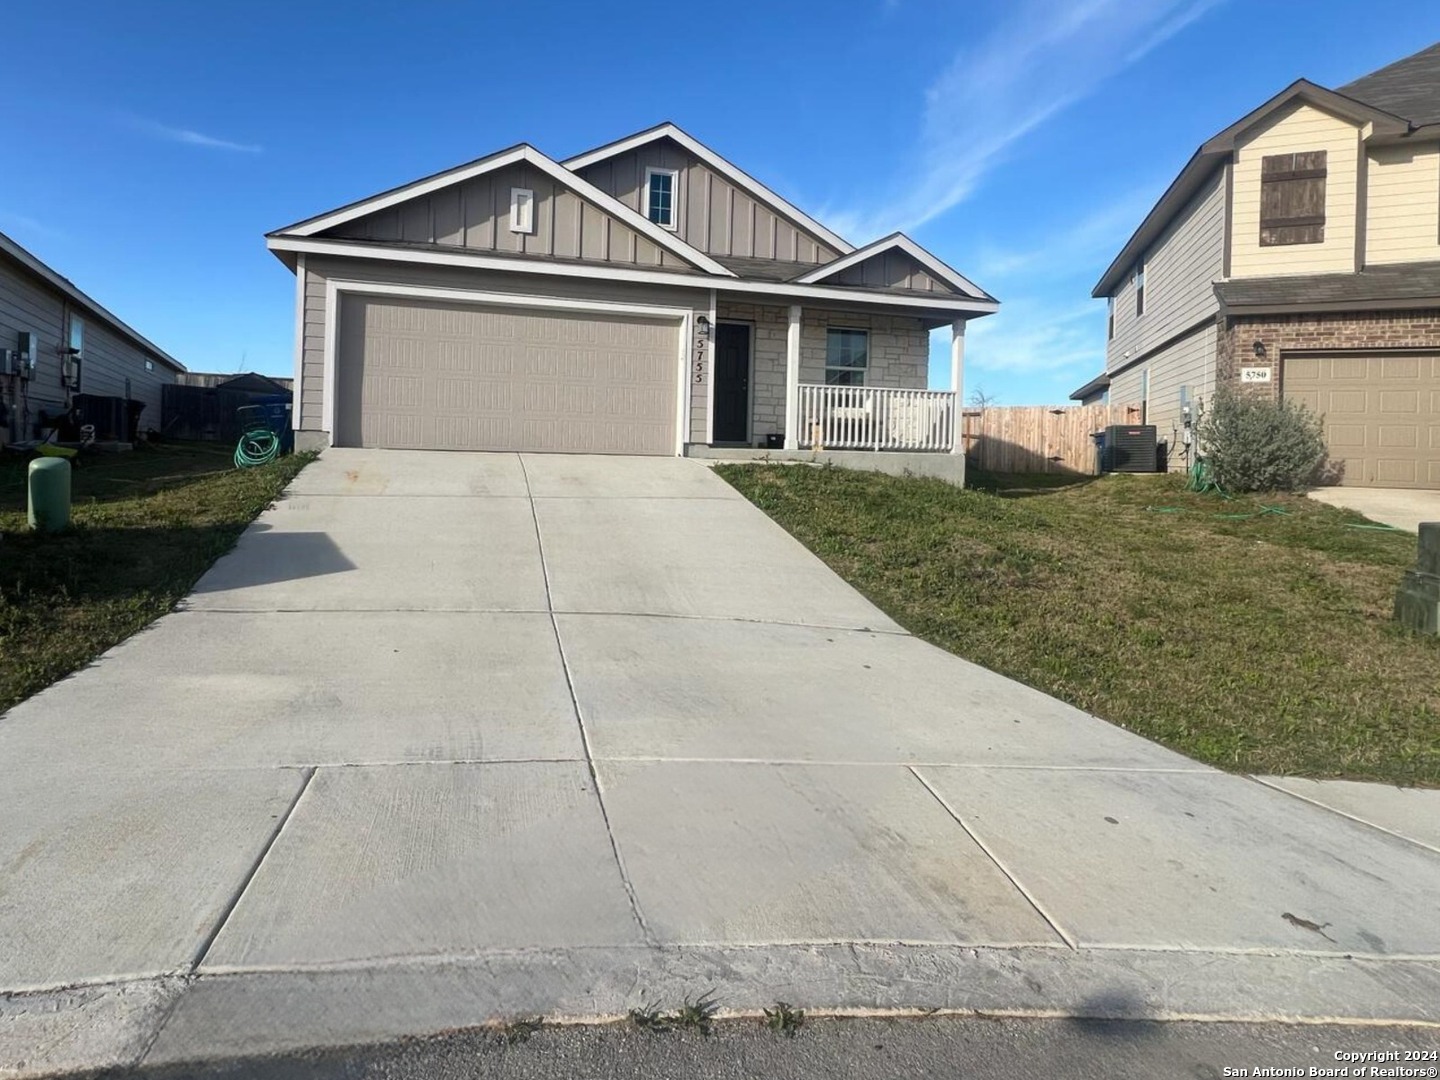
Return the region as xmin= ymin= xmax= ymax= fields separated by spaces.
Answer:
xmin=234 ymin=429 xmax=281 ymax=468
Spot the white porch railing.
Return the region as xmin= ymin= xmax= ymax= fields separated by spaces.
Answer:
xmin=795 ymin=384 xmax=957 ymax=452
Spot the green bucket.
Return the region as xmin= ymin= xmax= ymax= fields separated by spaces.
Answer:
xmin=28 ymin=457 xmax=72 ymax=532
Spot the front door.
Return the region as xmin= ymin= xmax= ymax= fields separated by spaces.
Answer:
xmin=713 ymin=322 xmax=750 ymax=443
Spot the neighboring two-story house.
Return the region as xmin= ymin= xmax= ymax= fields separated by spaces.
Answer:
xmin=1 ymin=231 xmax=186 ymax=444
xmin=1076 ymin=41 xmax=1440 ymax=489
xmin=266 ymin=124 xmax=996 ymax=464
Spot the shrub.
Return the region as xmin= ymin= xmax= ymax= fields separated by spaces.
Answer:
xmin=1197 ymin=386 xmax=1327 ymax=493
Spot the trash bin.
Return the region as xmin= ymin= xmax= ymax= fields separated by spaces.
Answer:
xmin=28 ymin=457 xmax=71 ymax=532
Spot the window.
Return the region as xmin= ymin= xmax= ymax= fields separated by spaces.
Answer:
xmin=644 ymin=167 xmax=678 ymax=229
xmin=509 ymin=187 xmax=534 ymax=234
xmin=1107 ymin=296 xmax=1115 ymax=341
xmin=1260 ymin=151 xmax=1326 ymax=246
xmin=1134 ymin=259 xmax=1145 ymax=317
xmin=67 ymin=314 xmax=84 ymax=391
xmin=144 ymin=358 xmax=155 ymax=372
xmin=825 ymin=328 xmax=868 ymax=386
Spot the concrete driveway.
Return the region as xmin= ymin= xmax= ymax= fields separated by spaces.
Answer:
xmin=2 ymin=449 xmax=1438 ymax=1074
xmin=1306 ymin=485 xmax=1440 ymax=532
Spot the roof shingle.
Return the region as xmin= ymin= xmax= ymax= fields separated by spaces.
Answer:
xmin=1215 ymin=261 xmax=1440 ymax=309
xmin=1339 ymin=41 xmax=1440 ymax=126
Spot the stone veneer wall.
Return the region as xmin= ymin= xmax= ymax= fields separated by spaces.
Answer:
xmin=713 ymin=302 xmax=930 ymax=444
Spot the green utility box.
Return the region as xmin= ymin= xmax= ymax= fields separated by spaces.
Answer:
xmin=27 ymin=457 xmax=72 ymax=532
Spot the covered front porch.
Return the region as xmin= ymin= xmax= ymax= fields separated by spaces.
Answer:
xmin=695 ymin=297 xmax=971 ymax=456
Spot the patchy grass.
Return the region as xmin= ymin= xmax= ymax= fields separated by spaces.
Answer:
xmin=0 ymin=442 xmax=311 ymax=713
xmin=715 ymin=463 xmax=1440 ymax=786
xmin=763 ymin=1001 xmax=806 ymax=1037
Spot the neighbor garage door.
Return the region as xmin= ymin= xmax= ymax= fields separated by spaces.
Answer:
xmin=1283 ymin=353 xmax=1440 ymax=489
xmin=335 ymin=295 xmax=681 ymax=454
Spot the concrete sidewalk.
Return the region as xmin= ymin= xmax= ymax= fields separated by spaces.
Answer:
xmin=1 ymin=449 xmax=1437 ymax=1077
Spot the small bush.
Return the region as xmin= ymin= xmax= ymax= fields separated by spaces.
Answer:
xmin=1197 ymin=386 xmax=1327 ymax=493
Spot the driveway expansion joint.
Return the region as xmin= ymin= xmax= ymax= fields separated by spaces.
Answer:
xmin=1249 ymin=776 xmax=1440 ymax=858
xmin=908 ymin=766 xmax=1079 ymax=950
xmin=519 ymin=455 xmax=654 ymax=945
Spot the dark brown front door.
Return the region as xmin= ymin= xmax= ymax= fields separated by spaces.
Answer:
xmin=713 ymin=323 xmax=750 ymax=443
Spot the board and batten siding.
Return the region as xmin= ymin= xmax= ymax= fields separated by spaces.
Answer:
xmin=0 ymin=254 xmax=175 ymax=440
xmin=574 ymin=139 xmax=842 ymax=265
xmin=1365 ymin=141 xmax=1440 ymax=265
xmin=1230 ymin=102 xmax=1360 ymax=278
xmin=827 ymin=250 xmax=959 ymax=295
xmin=327 ymin=161 xmax=691 ymax=270
xmin=1106 ymin=165 xmax=1226 ymax=373
xmin=297 ymin=255 xmax=709 ymax=444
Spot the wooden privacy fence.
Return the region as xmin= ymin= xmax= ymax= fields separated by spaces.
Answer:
xmin=962 ymin=403 xmax=1141 ymax=474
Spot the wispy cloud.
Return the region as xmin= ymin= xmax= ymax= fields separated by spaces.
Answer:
xmin=128 ymin=116 xmax=262 ymax=153
xmin=0 ymin=210 xmax=65 ymax=241
xmin=972 ymin=186 xmax=1163 ymax=283
xmin=964 ymin=299 xmax=1106 ymax=380
xmin=831 ymin=0 xmax=1224 ymax=240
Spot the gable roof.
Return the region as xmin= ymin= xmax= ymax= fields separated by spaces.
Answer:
xmin=792 ymin=232 xmax=994 ymax=300
xmin=1068 ymin=372 xmax=1110 ymax=402
xmin=563 ymin=122 xmax=855 ymax=256
xmin=1091 ymin=51 xmax=1437 ymax=299
xmin=1340 ymin=41 xmax=1440 ymax=126
xmin=267 ymin=143 xmax=735 ymax=277
xmin=0 ymin=231 xmax=186 ymax=372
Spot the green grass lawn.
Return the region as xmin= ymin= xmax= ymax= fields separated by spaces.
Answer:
xmin=0 ymin=441 xmax=310 ymax=714
xmin=716 ymin=463 xmax=1440 ymax=786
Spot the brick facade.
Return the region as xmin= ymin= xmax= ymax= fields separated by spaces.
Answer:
xmin=1217 ymin=308 xmax=1440 ymax=399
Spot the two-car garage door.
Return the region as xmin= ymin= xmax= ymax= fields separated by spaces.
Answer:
xmin=1283 ymin=354 xmax=1440 ymax=489
xmin=335 ymin=295 xmax=681 ymax=455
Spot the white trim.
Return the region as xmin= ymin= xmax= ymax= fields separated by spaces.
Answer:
xmin=792 ymin=233 xmax=991 ymax=300
xmin=564 ymin=123 xmax=856 ymax=255
xmin=292 ymin=253 xmax=306 ymax=430
xmin=321 ymin=279 xmax=693 ymax=456
xmin=273 ymin=144 xmax=735 ymax=278
xmin=642 ymin=167 xmax=679 ymax=231
xmin=267 ymin=237 xmax=1000 ymax=316
xmin=510 ymin=187 xmax=535 ymax=234
xmin=949 ymin=319 xmax=965 ymax=455
xmin=783 ymin=304 xmax=801 ymax=450
xmin=704 ymin=289 xmax=717 ymax=444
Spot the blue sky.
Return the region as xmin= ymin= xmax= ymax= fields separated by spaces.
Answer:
xmin=3 ymin=1 xmax=1438 ymax=405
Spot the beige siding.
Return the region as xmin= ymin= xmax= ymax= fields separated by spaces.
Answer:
xmin=1365 ymin=142 xmax=1440 ymax=265
xmin=0 ymin=255 xmax=175 ymax=441
xmin=1230 ymin=103 xmax=1360 ymax=278
xmin=1107 ymin=166 xmax=1225 ymax=373
xmin=298 ymin=255 xmax=708 ymax=442
xmin=575 ymin=138 xmax=841 ymax=266
xmin=326 ymin=162 xmax=690 ymax=270
xmin=829 ymin=250 xmax=956 ymax=294
xmin=1107 ymin=323 xmax=1215 ymax=472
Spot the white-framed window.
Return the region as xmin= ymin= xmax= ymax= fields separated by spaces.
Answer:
xmin=67 ymin=314 xmax=84 ymax=391
xmin=824 ymin=327 xmax=868 ymax=386
xmin=69 ymin=314 xmax=84 ymax=358
xmin=144 ymin=358 xmax=155 ymax=372
xmin=510 ymin=187 xmax=535 ymax=234
xmin=644 ymin=167 xmax=678 ymax=229
xmin=1134 ymin=258 xmax=1146 ymax=317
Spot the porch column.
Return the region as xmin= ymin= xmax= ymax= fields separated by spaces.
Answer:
xmin=784 ymin=304 xmax=802 ymax=450
xmin=950 ymin=318 xmax=966 ymax=455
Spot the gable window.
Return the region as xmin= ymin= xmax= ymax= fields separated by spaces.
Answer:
xmin=144 ymin=358 xmax=155 ymax=372
xmin=1260 ymin=151 xmax=1326 ymax=246
xmin=644 ymin=167 xmax=678 ymax=229
xmin=825 ymin=328 xmax=868 ymax=386
xmin=1134 ymin=260 xmax=1145 ymax=317
xmin=1107 ymin=296 xmax=1115 ymax=341
xmin=509 ymin=187 xmax=535 ymax=234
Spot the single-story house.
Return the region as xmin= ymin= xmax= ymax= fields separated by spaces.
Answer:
xmin=265 ymin=123 xmax=997 ymax=467
xmin=0 ymin=230 xmax=186 ymax=443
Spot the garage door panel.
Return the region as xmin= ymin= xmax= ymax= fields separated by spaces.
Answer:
xmin=338 ymin=296 xmax=679 ymax=455
xmin=1284 ymin=352 xmax=1438 ymax=489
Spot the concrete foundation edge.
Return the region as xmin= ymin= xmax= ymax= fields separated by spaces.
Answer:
xmin=686 ymin=446 xmax=966 ymax=486
xmin=5 ymin=945 xmax=1436 ymax=1075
